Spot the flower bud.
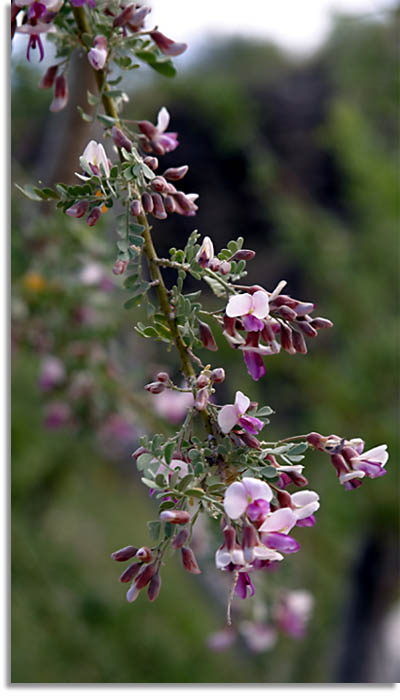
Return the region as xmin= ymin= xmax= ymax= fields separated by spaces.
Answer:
xmin=330 ymin=453 xmax=348 ymax=478
xmin=147 ymin=572 xmax=161 ymax=602
xmin=136 ymin=546 xmax=153 ymax=562
xmin=195 ymin=388 xmax=209 ymax=411
xmin=261 ymin=321 xmax=277 ymax=343
xmin=311 ymin=317 xmax=333 ymax=330
xmin=126 ymin=582 xmax=140 ymax=603
xmin=151 ymin=176 xmax=170 ymax=193
xmin=150 ymin=30 xmax=187 ymax=57
xmin=66 ymin=200 xmax=89 ymax=218
xmin=198 ymin=320 xmax=218 ymax=351
xmin=272 ymin=294 xmax=297 ymax=308
xmin=196 ymin=374 xmax=209 ymax=389
xmin=142 ymin=192 xmax=154 ymax=213
xmin=231 ymin=249 xmax=256 ymax=261
xmin=220 ymin=261 xmax=231 ymax=275
xmin=163 ymin=165 xmax=189 ymax=181
xmin=280 ymin=324 xmax=295 ymax=353
xmin=144 ymin=156 xmax=159 ymax=170
xmin=111 ymin=545 xmax=138 ymax=562
xmin=88 ymin=35 xmax=108 ymax=71
xmin=243 ymin=523 xmax=259 ymax=563
xmin=160 ymin=510 xmax=190 ymax=524
xmin=50 ymin=74 xmax=69 ymax=113
xmin=113 ymin=3 xmax=136 ymax=27
xmin=209 ymin=258 xmax=221 ymax=272
xmin=279 ymin=305 xmax=297 ymax=321
xmin=341 ymin=445 xmax=360 ymax=468
xmin=156 ymin=371 xmax=170 ymax=383
xmin=145 ymin=381 xmax=165 ymax=394
xmin=172 ymin=528 xmax=189 ymax=549
xmin=289 ymin=472 xmax=309 ymax=487
xmin=181 ymin=546 xmax=201 ymax=574
xmin=223 ymin=526 xmax=236 ymax=551
xmin=39 ymin=64 xmax=58 ymax=89
xmin=294 ymin=302 xmax=315 ymax=316
xmin=296 ymin=320 xmax=318 ymax=338
xmin=292 ymin=329 xmax=308 ymax=354
xmin=112 ymin=126 xmax=133 ymax=152
xmin=211 ymin=367 xmax=225 ymax=384
xmin=240 ymin=432 xmax=260 ymax=449
xmin=196 ymin=236 xmax=214 ymax=269
xmin=306 ymin=432 xmax=326 ymax=449
xmin=130 ymin=199 xmax=142 ymax=217
xmin=86 ymin=207 xmax=101 ymax=227
xmin=112 ymin=259 xmax=128 ymax=275
xmin=173 ymin=192 xmax=195 ymax=215
xmin=164 ymin=195 xmax=176 ymax=213
xmin=119 ymin=561 xmax=142 ymax=583
xmin=276 ymin=490 xmax=293 ymax=508
xmin=135 ymin=563 xmax=156 ymax=590
xmin=151 ymin=193 xmax=167 ymax=220
xmin=128 ymin=5 xmax=151 ymax=31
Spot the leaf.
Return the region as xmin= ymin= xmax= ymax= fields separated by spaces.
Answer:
xmin=96 ymin=114 xmax=118 ymax=126
xmin=164 ymin=442 xmax=175 ymax=465
xmin=147 ymin=520 xmax=161 ymax=541
xmin=81 ymin=32 xmax=93 ymax=47
xmin=87 ymin=90 xmax=99 ymax=106
xmin=176 ymin=474 xmax=194 ymax=492
xmin=185 ymin=488 xmax=205 ymax=498
xmin=124 ymin=295 xmax=143 ymax=309
xmin=136 ymin=453 xmax=154 ymax=472
xmin=128 ymin=234 xmax=145 ymax=247
xmin=255 ymin=405 xmax=275 ymax=418
xmin=15 ymin=184 xmax=43 ymax=202
xmin=155 ymin=473 xmax=166 ymax=488
xmin=141 ymin=477 xmax=157 ymax=489
xmin=77 ymin=105 xmax=93 ymax=122
xmin=135 ymin=49 xmax=176 ymax=78
xmin=159 ymin=500 xmax=176 ymax=512
xmin=287 ymin=442 xmax=308 ymax=455
xmin=203 ymin=275 xmax=226 ymax=298
xmin=123 ymin=274 xmax=139 ymax=289
xmin=261 ymin=466 xmax=278 ymax=478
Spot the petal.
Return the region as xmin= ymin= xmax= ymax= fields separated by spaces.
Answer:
xmin=356 ymin=444 xmax=388 ymax=467
xmin=215 ymin=549 xmax=231 ymax=569
xmin=242 ymin=477 xmax=273 ymax=503
xmin=291 ymin=490 xmax=319 ymax=507
xmin=263 ymin=533 xmax=300 ymax=553
xmin=239 ymin=415 xmax=263 ymax=434
xmin=226 ymin=293 xmax=252 ymax=318
xmin=156 ymin=106 xmax=170 ymax=133
xmin=97 ymin=143 xmax=110 ymax=177
xmin=339 ymin=470 xmax=366 ymax=483
xmin=243 ymin=351 xmax=266 ymax=381
xmin=259 ymin=507 xmax=297 ymax=534
xmin=242 ymin=315 xmax=264 ymax=332
xmin=170 ymin=459 xmax=188 ymax=477
xmin=82 ymin=139 xmax=98 ymax=165
xmin=295 ymin=501 xmax=320 ymax=520
xmin=218 ymin=404 xmax=239 ymax=434
xmin=253 ymin=545 xmax=284 ymax=561
xmin=235 ymin=390 xmax=250 ymax=414
xmin=224 ymin=482 xmax=248 ymax=519
xmin=251 ymin=291 xmax=270 ymax=319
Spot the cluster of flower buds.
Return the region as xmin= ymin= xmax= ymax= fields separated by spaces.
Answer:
xmin=215 ymin=477 xmax=320 ymax=599
xmin=144 ymin=371 xmax=172 ymax=395
xmin=306 ymin=432 xmax=389 ymax=489
xmin=39 ymin=64 xmax=69 ymax=112
xmin=111 ymin=543 xmax=162 ymax=603
xmin=222 ymin=282 xmax=333 ymax=380
xmin=196 ymin=237 xmax=256 ymax=275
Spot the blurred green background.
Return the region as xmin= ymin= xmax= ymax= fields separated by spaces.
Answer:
xmin=11 ymin=6 xmax=399 ymax=683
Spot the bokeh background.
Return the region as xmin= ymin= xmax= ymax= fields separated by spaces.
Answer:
xmin=11 ymin=0 xmax=399 ymax=683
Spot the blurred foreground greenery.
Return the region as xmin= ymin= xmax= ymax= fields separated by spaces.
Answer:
xmin=12 ymin=9 xmax=399 ymax=683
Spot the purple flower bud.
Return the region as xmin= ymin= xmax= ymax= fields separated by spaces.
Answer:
xmin=261 ymin=321 xmax=277 ymax=343
xmin=136 ymin=547 xmax=153 ymax=562
xmin=126 ymin=582 xmax=140 ymax=603
xmin=296 ymin=515 xmax=316 ymax=527
xmin=112 ymin=126 xmax=133 ymax=152
xmin=156 ymin=371 xmax=170 ymax=383
xmin=113 ymin=3 xmax=136 ymax=27
xmin=144 ymin=156 xmax=159 ymax=170
xmin=331 ymin=453 xmax=349 ymax=478
xmin=160 ymin=510 xmax=190 ymax=524
xmin=311 ymin=317 xmax=333 ymax=330
xmin=276 ymin=490 xmax=293 ymax=508
xmin=50 ymin=74 xmax=69 ymax=113
xmin=135 ymin=563 xmax=157 ymax=590
xmin=112 ymin=259 xmax=128 ymax=275
xmin=150 ymin=30 xmax=187 ymax=57
xmin=88 ymin=35 xmax=108 ymax=70
xmin=196 ymin=374 xmax=209 ymax=389
xmin=198 ymin=320 xmax=218 ymax=351
xmin=240 ymin=432 xmax=260 ymax=449
xmin=137 ymin=119 xmax=157 ymax=139
xmin=272 ymin=294 xmax=297 ymax=308
xmin=306 ymin=432 xmax=326 ymax=449
xmin=86 ymin=207 xmax=101 ymax=227
xmin=292 ymin=329 xmax=308 ymax=354
xmin=128 ymin=5 xmax=151 ymax=32
xmin=39 ymin=64 xmax=58 ymax=89
xmin=223 ymin=526 xmax=236 ymax=551
xmin=164 ymin=195 xmax=176 ymax=213
xmin=289 ymin=472 xmax=309 ymax=487
xmin=151 ymin=176 xmax=171 ymax=194
xmin=172 ymin=528 xmax=189 ymax=549
xmin=195 ymin=387 xmax=209 ymax=411
xmin=231 ymin=249 xmax=256 ymax=261
xmin=145 ymin=381 xmax=166 ymax=394
xmin=173 ymin=192 xmax=196 ymax=215
xmin=66 ymin=200 xmax=89 ymax=218
xmin=243 ymin=523 xmax=259 ymax=563
xmin=119 ymin=561 xmax=142 ymax=583
xmin=181 ymin=546 xmax=201 ymax=574
xmin=130 ymin=199 xmax=142 ymax=217
xmin=147 ymin=572 xmax=161 ymax=602
xmin=211 ymin=367 xmax=225 ymax=384
xmin=279 ymin=305 xmax=297 ymax=321
xmin=219 ymin=261 xmax=231 ymax=275
xmin=141 ymin=192 xmax=154 ymax=213
xmin=163 ymin=165 xmax=189 ymax=181
xmin=294 ymin=302 xmax=315 ymax=316
xmin=209 ymin=258 xmax=221 ymax=272
xmin=196 ymin=237 xmax=214 ymax=269
xmin=296 ymin=320 xmax=318 ymax=338
xmin=111 ymin=545 xmax=138 ymax=562
xmin=280 ymin=324 xmax=295 ymax=354
xmin=151 ymin=193 xmax=167 ymax=220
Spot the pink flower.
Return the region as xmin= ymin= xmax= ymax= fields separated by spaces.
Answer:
xmin=218 ymin=391 xmax=264 ymax=435
xmin=150 ymin=30 xmax=187 ymax=57
xmin=226 ymin=291 xmax=270 ymax=332
xmin=258 ymin=507 xmax=297 ymax=535
xmin=344 ymin=444 xmax=389 ymax=481
xmin=80 ymin=140 xmax=110 ymax=178
xmin=274 ymin=590 xmax=314 ymax=638
xmin=223 ymin=477 xmax=273 ymax=520
xmin=152 ymin=388 xmax=194 ymax=424
xmin=290 ymin=490 xmax=320 ymax=522
xmin=88 ymin=35 xmax=108 ymax=70
xmin=138 ymin=107 xmax=179 ymax=156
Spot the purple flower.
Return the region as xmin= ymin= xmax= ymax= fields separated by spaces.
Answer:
xmin=88 ymin=35 xmax=108 ymax=71
xmin=226 ymin=291 xmax=270 ymax=332
xmin=223 ymin=477 xmax=272 ymax=520
xmin=138 ymin=107 xmax=179 ymax=156
xmin=218 ymin=391 xmax=264 ymax=435
xmin=80 ymin=140 xmax=110 ymax=178
xmin=274 ymin=590 xmax=314 ymax=638
xmin=150 ymin=30 xmax=187 ymax=57
xmin=235 ymin=572 xmax=254 ymax=599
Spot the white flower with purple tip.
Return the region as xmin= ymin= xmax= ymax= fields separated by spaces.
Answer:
xmin=291 ymin=490 xmax=320 ymax=522
xmin=223 ymin=477 xmax=273 ymax=520
xmin=340 ymin=444 xmax=389 ymax=484
xmin=218 ymin=391 xmax=264 ymax=435
xmin=81 ymin=140 xmax=110 ymax=178
xmin=226 ymin=291 xmax=270 ymax=332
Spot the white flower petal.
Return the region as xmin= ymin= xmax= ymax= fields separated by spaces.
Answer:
xmin=291 ymin=490 xmax=319 ymax=507
xmin=224 ymin=482 xmax=248 ymax=519
xmin=295 ymin=501 xmax=320 ymax=520
xmin=251 ymin=290 xmax=270 ymax=319
xmin=235 ymin=390 xmax=250 ymax=415
xmin=226 ymin=293 xmax=252 ymax=318
xmin=156 ymin=106 xmax=170 ymax=133
xmin=218 ymin=404 xmax=239 ymax=434
xmin=253 ymin=545 xmax=284 ymax=561
xmin=259 ymin=507 xmax=297 ymax=534
xmin=355 ymin=444 xmax=388 ymax=467
xmin=242 ymin=477 xmax=273 ymax=503
xmin=215 ymin=550 xmax=231 ymax=569
xmin=339 ymin=471 xmax=366 ymax=483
